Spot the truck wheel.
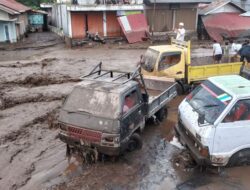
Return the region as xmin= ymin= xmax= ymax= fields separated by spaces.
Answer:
xmin=127 ymin=133 xmax=142 ymax=152
xmin=228 ymin=149 xmax=250 ymax=167
xmin=156 ymin=107 xmax=168 ymax=122
xmin=176 ymin=82 xmax=184 ymax=95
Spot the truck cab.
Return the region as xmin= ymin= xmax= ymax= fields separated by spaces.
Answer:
xmin=58 ymin=63 xmax=177 ymax=162
xmin=175 ymin=75 xmax=250 ymax=166
xmin=141 ymin=40 xmax=190 ymax=80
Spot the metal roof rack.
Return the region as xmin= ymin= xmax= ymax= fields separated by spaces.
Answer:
xmin=80 ymin=62 xmax=142 ymax=85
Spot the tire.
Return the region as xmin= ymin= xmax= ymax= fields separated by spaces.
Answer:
xmin=176 ymin=83 xmax=184 ymax=95
xmin=127 ymin=133 xmax=143 ymax=152
xmin=155 ymin=107 xmax=168 ymax=122
xmin=228 ymin=149 xmax=250 ymax=167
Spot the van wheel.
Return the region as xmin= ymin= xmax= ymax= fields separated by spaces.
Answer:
xmin=156 ymin=107 xmax=168 ymax=122
xmin=228 ymin=149 xmax=250 ymax=167
xmin=127 ymin=133 xmax=142 ymax=152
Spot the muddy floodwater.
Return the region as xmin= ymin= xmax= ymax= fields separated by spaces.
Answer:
xmin=0 ymin=32 xmax=250 ymax=190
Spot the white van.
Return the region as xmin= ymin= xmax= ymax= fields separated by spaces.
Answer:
xmin=175 ymin=75 xmax=250 ymax=166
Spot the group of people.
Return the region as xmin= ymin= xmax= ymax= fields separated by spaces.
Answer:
xmin=174 ymin=22 xmax=250 ymax=64
xmin=213 ymin=40 xmax=250 ymax=64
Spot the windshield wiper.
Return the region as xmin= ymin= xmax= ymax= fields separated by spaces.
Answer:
xmin=193 ymin=104 xmax=219 ymax=111
xmin=65 ymin=109 xmax=92 ymax=115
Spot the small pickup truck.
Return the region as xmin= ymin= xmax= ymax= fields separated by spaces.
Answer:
xmin=141 ymin=39 xmax=242 ymax=93
xmin=175 ymin=75 xmax=250 ymax=166
xmin=58 ymin=63 xmax=177 ymax=162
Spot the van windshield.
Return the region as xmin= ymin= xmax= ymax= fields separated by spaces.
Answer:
xmin=186 ymin=80 xmax=232 ymax=124
xmin=63 ymin=87 xmax=120 ymax=119
xmin=141 ymin=48 xmax=159 ymax=72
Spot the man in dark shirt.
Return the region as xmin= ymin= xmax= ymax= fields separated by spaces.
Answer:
xmin=239 ymin=41 xmax=250 ymax=63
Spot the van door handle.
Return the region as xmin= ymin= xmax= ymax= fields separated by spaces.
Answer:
xmin=176 ymin=71 xmax=183 ymax=74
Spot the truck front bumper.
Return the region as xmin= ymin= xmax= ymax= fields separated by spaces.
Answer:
xmin=59 ymin=132 xmax=121 ymax=156
xmin=175 ymin=124 xmax=211 ymax=166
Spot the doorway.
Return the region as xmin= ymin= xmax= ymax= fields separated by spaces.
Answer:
xmin=4 ymin=25 xmax=10 ymax=42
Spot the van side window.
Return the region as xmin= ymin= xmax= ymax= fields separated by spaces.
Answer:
xmin=223 ymin=99 xmax=250 ymax=123
xmin=158 ymin=52 xmax=181 ymax=71
xmin=123 ymin=90 xmax=139 ymax=114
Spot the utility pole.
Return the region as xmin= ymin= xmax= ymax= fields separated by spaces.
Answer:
xmin=152 ymin=0 xmax=156 ymax=37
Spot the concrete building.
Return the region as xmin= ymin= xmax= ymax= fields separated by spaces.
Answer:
xmin=0 ymin=0 xmax=30 ymax=43
xmin=144 ymin=0 xmax=212 ymax=32
xmin=46 ymin=0 xmax=144 ymax=40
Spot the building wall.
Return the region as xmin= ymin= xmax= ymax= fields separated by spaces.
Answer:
xmin=145 ymin=4 xmax=198 ymax=32
xmin=0 ymin=21 xmax=17 ymax=43
xmin=175 ymin=8 xmax=197 ymax=30
xmin=71 ymin=12 xmax=86 ymax=38
xmin=16 ymin=13 xmax=29 ymax=38
xmin=88 ymin=12 xmax=103 ymax=36
xmin=0 ymin=9 xmax=9 ymax=20
xmin=71 ymin=11 xmax=121 ymax=39
xmin=106 ymin=12 xmax=122 ymax=37
xmin=51 ymin=4 xmax=71 ymax=36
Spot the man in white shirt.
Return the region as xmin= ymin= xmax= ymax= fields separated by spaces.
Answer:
xmin=229 ymin=40 xmax=241 ymax=62
xmin=213 ymin=40 xmax=223 ymax=63
xmin=175 ymin=22 xmax=185 ymax=41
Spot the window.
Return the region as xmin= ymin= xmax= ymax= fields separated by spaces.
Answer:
xmin=158 ymin=52 xmax=181 ymax=71
xmin=123 ymin=90 xmax=139 ymax=114
xmin=186 ymin=80 xmax=232 ymax=124
xmin=141 ymin=48 xmax=159 ymax=72
xmin=223 ymin=99 xmax=250 ymax=123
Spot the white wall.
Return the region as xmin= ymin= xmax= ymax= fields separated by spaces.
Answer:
xmin=56 ymin=0 xmax=71 ymax=3
xmin=51 ymin=4 xmax=70 ymax=36
xmin=232 ymin=0 xmax=250 ymax=11
xmin=0 ymin=9 xmax=9 ymax=20
xmin=212 ymin=4 xmax=242 ymax=14
xmin=0 ymin=21 xmax=17 ymax=43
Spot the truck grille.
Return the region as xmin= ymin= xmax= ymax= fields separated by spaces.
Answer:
xmin=66 ymin=125 xmax=102 ymax=143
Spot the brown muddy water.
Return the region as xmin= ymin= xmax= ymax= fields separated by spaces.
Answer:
xmin=0 ymin=32 xmax=250 ymax=190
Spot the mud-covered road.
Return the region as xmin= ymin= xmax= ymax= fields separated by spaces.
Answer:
xmin=0 ymin=32 xmax=250 ymax=190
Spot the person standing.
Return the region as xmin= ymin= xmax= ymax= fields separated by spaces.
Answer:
xmin=175 ymin=22 xmax=186 ymax=41
xmin=238 ymin=44 xmax=250 ymax=63
xmin=224 ymin=41 xmax=230 ymax=62
xmin=229 ymin=40 xmax=237 ymax=62
xmin=213 ymin=40 xmax=223 ymax=64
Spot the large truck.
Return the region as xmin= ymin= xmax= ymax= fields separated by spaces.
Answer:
xmin=58 ymin=63 xmax=177 ymax=162
xmin=141 ymin=39 xmax=243 ymax=93
xmin=175 ymin=75 xmax=250 ymax=166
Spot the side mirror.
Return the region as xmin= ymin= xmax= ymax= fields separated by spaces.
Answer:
xmin=198 ymin=112 xmax=205 ymax=125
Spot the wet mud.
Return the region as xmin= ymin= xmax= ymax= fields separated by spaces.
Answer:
xmin=0 ymin=32 xmax=250 ymax=190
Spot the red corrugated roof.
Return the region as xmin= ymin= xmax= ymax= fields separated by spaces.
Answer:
xmin=117 ymin=14 xmax=148 ymax=43
xmin=0 ymin=0 xmax=30 ymax=13
xmin=202 ymin=13 xmax=250 ymax=42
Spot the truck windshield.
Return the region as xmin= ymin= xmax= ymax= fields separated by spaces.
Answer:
xmin=186 ymin=80 xmax=232 ymax=124
xmin=141 ymin=48 xmax=159 ymax=72
xmin=63 ymin=87 xmax=120 ymax=119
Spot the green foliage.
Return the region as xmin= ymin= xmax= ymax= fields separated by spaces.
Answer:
xmin=16 ymin=0 xmax=54 ymax=9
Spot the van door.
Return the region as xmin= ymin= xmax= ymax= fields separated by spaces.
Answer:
xmin=213 ymin=99 xmax=250 ymax=158
xmin=120 ymin=89 xmax=144 ymax=140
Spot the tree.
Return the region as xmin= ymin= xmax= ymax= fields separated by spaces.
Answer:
xmin=16 ymin=0 xmax=54 ymax=9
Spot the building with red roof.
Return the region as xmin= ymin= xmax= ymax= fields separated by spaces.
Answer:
xmin=0 ymin=0 xmax=30 ymax=42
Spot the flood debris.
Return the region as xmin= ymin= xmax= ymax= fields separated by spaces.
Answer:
xmin=173 ymin=150 xmax=197 ymax=172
